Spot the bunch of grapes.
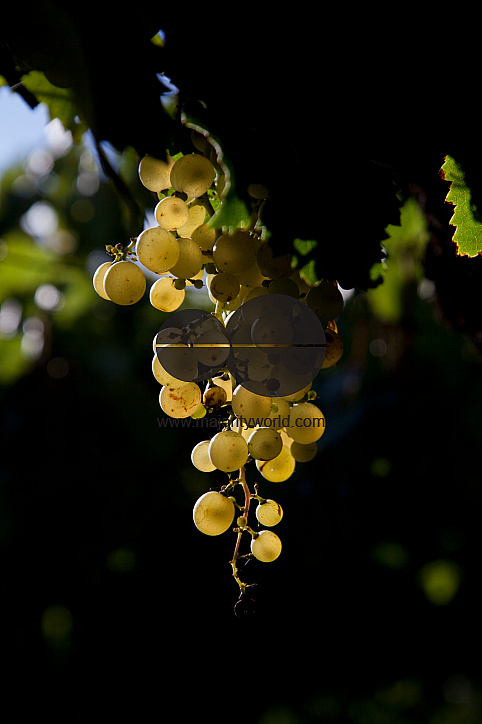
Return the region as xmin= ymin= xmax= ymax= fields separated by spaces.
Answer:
xmin=92 ymin=130 xmax=345 ymax=613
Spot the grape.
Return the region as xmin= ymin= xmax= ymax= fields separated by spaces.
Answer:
xmin=176 ymin=204 xmax=206 ymax=238
xmin=213 ymin=231 xmax=259 ymax=274
xmin=322 ymin=328 xmax=343 ymax=368
xmin=191 ymin=440 xmax=217 ymax=472
xmin=251 ymin=530 xmax=282 ymax=562
xmin=256 ymin=445 xmax=296 ymax=482
xmin=138 ymin=153 xmax=174 ymax=192
xmin=247 ymin=183 xmax=269 ymax=199
xmin=93 ymin=261 xmax=112 ymax=300
xmin=155 ymin=196 xmax=190 ymax=230
xmin=103 ymin=260 xmax=146 ymax=305
xmin=209 ymin=272 xmax=240 ymax=302
xmin=265 ymin=398 xmax=291 ymax=429
xmin=305 ymin=281 xmax=344 ymax=324
xmin=267 ymin=277 xmax=300 ymax=298
xmin=290 ymin=440 xmax=318 ymax=462
xmin=231 ymin=384 xmax=273 ymax=420
xmin=150 ymin=277 xmax=185 ymax=312
xmin=152 ymin=353 xmax=188 ymax=388
xmin=157 ymin=343 xmax=198 ymax=382
xmin=285 ymin=402 xmax=326 ymax=444
xmin=170 ymin=153 xmax=216 ymax=199
xmin=136 ymin=226 xmax=180 ymax=274
xmin=257 ymin=243 xmax=292 ymax=279
xmin=242 ymin=286 xmax=269 ymax=303
xmin=159 ymin=382 xmax=201 ymax=418
xmin=169 ymin=237 xmax=203 ymax=280
xmin=191 ymin=224 xmax=217 ymax=251
xmin=251 ymin=312 xmax=293 ymax=350
xmin=280 ymin=382 xmax=312 ymax=402
xmin=230 ymin=418 xmax=257 ymax=442
xmin=247 ymin=427 xmax=283 ymax=461
xmin=193 ymin=328 xmax=231 ymax=368
xmin=211 ymin=374 xmax=233 ymax=402
xmin=208 ymin=430 xmax=249 ymax=472
xmin=193 ymin=491 xmax=235 ymax=536
xmin=235 ymin=262 xmax=267 ymax=289
xmin=203 ymin=384 xmax=228 ymax=409
xmin=256 ymin=499 xmax=283 ymax=527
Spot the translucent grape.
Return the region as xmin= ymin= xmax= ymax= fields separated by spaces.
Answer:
xmin=247 ymin=427 xmax=283 ymax=461
xmin=251 ymin=312 xmax=293 ymax=350
xmin=211 ymin=374 xmax=233 ymax=402
xmin=93 ymin=261 xmax=112 ymax=300
xmin=256 ymin=499 xmax=283 ymax=527
xmin=152 ymin=353 xmax=188 ymax=388
xmin=193 ymin=328 xmax=231 ymax=368
xmin=267 ymin=277 xmax=300 ymax=298
xmin=257 ymin=243 xmax=292 ymax=279
xmin=138 ymin=153 xmax=174 ymax=192
xmin=209 ymin=272 xmax=240 ymax=302
xmin=176 ymin=204 xmax=206 ymax=238
xmin=103 ymin=260 xmax=146 ymax=305
xmin=231 ymin=385 xmax=273 ymax=420
xmin=155 ymin=196 xmax=190 ymax=230
xmin=256 ymin=445 xmax=296 ymax=482
xmin=136 ymin=226 xmax=180 ymax=274
xmin=150 ymin=277 xmax=185 ymax=312
xmin=305 ymin=281 xmax=344 ymax=324
xmin=285 ymin=402 xmax=326 ymax=444
xmin=159 ymin=382 xmax=201 ymax=418
xmin=191 ymin=224 xmax=217 ymax=251
xmin=157 ymin=343 xmax=198 ymax=382
xmin=193 ymin=491 xmax=235 ymax=536
xmin=290 ymin=440 xmax=318 ymax=462
xmin=251 ymin=530 xmax=282 ymax=562
xmin=170 ymin=153 xmax=216 ymax=199
xmin=208 ymin=430 xmax=249 ymax=472
xmin=265 ymin=398 xmax=291 ymax=429
xmin=169 ymin=237 xmax=203 ymax=279
xmin=212 ymin=231 xmax=259 ymax=274
xmin=191 ymin=440 xmax=217 ymax=472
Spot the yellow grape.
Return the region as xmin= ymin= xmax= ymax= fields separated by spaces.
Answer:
xmin=159 ymin=382 xmax=201 ymax=418
xmin=251 ymin=530 xmax=282 ymax=562
xmin=256 ymin=499 xmax=283 ymax=527
xmin=193 ymin=491 xmax=235 ymax=536
xmin=191 ymin=440 xmax=217 ymax=472
xmin=93 ymin=261 xmax=113 ymax=300
xmin=136 ymin=226 xmax=180 ymax=274
xmin=150 ymin=277 xmax=185 ymax=312
xmin=208 ymin=430 xmax=249 ymax=472
xmin=256 ymin=445 xmax=295 ymax=482
xmin=169 ymin=237 xmax=203 ymax=279
xmin=155 ymin=196 xmax=190 ymax=230
xmin=285 ymin=402 xmax=326 ymax=444
xmin=103 ymin=260 xmax=146 ymax=305
xmin=176 ymin=204 xmax=207 ymax=237
xmin=138 ymin=153 xmax=175 ymax=192
xmin=170 ymin=153 xmax=216 ymax=199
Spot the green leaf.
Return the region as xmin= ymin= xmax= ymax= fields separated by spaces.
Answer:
xmin=441 ymin=154 xmax=482 ymax=257
xmin=293 ymin=238 xmax=318 ymax=256
xmin=206 ymin=190 xmax=250 ymax=232
xmin=20 ymin=71 xmax=85 ymax=141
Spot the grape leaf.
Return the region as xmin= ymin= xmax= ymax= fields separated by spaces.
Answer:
xmin=20 ymin=71 xmax=86 ymax=141
xmin=441 ymin=154 xmax=482 ymax=257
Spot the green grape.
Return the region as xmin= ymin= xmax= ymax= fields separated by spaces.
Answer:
xmin=251 ymin=530 xmax=282 ymax=562
xmin=170 ymin=153 xmax=216 ymax=199
xmin=191 ymin=224 xmax=217 ymax=251
xmin=155 ymin=196 xmax=190 ymax=230
xmin=321 ymin=328 xmax=343 ymax=368
xmin=257 ymin=243 xmax=293 ymax=279
xmin=247 ymin=427 xmax=283 ymax=461
xmin=169 ymin=237 xmax=203 ymax=279
xmin=242 ymin=286 xmax=269 ymax=303
xmin=150 ymin=277 xmax=185 ymax=312
xmin=176 ymin=204 xmax=206 ymax=238
xmin=212 ymin=230 xmax=259 ymax=274
xmin=208 ymin=430 xmax=249 ymax=472
xmin=285 ymin=402 xmax=326 ymax=444
xmin=290 ymin=440 xmax=318 ymax=462
xmin=159 ymin=382 xmax=201 ymax=418
xmin=103 ymin=260 xmax=146 ymax=305
xmin=305 ymin=280 xmax=344 ymax=324
xmin=247 ymin=183 xmax=269 ymax=199
xmin=251 ymin=312 xmax=293 ymax=350
xmin=138 ymin=153 xmax=174 ymax=192
xmin=256 ymin=499 xmax=283 ymax=527
xmin=230 ymin=418 xmax=257 ymax=442
xmin=209 ymin=272 xmax=240 ymax=302
xmin=152 ymin=353 xmax=188 ymax=388
xmin=231 ymin=384 xmax=273 ymax=420
xmin=191 ymin=440 xmax=217 ymax=472
xmin=235 ymin=261 xmax=267 ymax=289
xmin=193 ymin=491 xmax=235 ymax=536
xmin=93 ymin=261 xmax=113 ymax=300
xmin=256 ymin=445 xmax=296 ymax=482
xmin=136 ymin=226 xmax=180 ymax=274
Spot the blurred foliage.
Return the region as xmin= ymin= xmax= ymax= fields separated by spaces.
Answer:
xmin=1 ymin=96 xmax=482 ymax=723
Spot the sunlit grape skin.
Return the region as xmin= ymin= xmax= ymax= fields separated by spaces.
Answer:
xmin=208 ymin=430 xmax=249 ymax=472
xmin=193 ymin=491 xmax=235 ymax=536
xmin=251 ymin=530 xmax=282 ymax=562
xmin=103 ymin=260 xmax=146 ymax=305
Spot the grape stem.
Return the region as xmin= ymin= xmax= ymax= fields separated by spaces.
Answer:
xmin=229 ymin=465 xmax=253 ymax=595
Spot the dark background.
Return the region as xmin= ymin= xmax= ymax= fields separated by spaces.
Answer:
xmin=1 ymin=5 xmax=482 ymax=722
